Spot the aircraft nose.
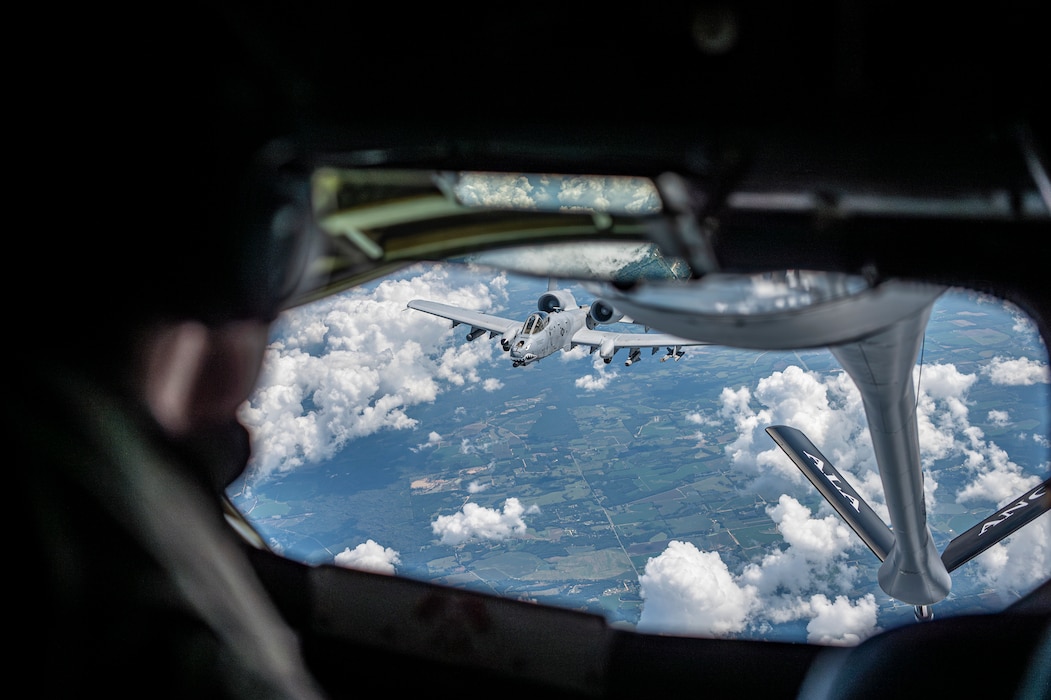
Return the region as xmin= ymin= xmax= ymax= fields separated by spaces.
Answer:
xmin=510 ymin=344 xmax=536 ymax=363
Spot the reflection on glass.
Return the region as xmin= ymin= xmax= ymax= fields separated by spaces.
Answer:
xmin=597 ymin=270 xmax=873 ymax=316
xmin=452 ymin=172 xmax=662 ymax=215
xmin=463 ymin=241 xmax=691 ymax=283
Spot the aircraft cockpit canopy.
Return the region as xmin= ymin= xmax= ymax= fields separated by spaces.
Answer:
xmin=522 ymin=311 xmax=549 ymax=335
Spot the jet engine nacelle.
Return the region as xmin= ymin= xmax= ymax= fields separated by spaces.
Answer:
xmin=538 ymin=290 xmax=577 ymax=313
xmin=587 ymin=299 xmax=624 ymax=328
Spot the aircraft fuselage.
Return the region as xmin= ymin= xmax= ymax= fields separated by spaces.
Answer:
xmin=508 ymin=308 xmax=587 ymax=366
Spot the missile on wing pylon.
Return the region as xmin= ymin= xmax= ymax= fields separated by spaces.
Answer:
xmin=660 ymin=346 xmax=684 ymax=362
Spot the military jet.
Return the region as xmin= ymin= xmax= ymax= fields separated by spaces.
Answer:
xmin=407 ymin=286 xmax=705 ymax=367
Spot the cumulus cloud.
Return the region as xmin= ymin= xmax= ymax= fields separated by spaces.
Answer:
xmin=432 ymin=498 xmax=540 ymax=545
xmin=575 ymin=355 xmax=619 ymax=391
xmin=806 ymin=594 xmax=879 ymax=646
xmin=239 ymin=264 xmax=508 ymax=480
xmin=717 ymin=366 xmax=877 ymax=504
xmin=767 ymin=495 xmax=856 ymax=561
xmin=559 ymin=345 xmax=592 ymax=363
xmin=740 ymin=496 xmax=862 ymax=600
xmin=637 ymin=541 xmax=758 ymax=637
xmin=982 ymin=356 xmax=1050 ymax=386
xmin=334 ymin=540 xmax=401 ymax=575
xmin=467 ymin=480 xmax=490 ymax=494
xmin=715 ymin=354 xmax=1045 ymax=520
xmin=956 ymin=465 xmax=1041 ymax=506
xmin=411 ymin=431 xmax=443 ymax=453
xmin=682 ymin=411 xmax=718 ymax=447
xmin=459 ymin=438 xmax=482 ymax=455
xmin=638 ymin=500 xmax=880 ymax=643
xmin=988 ymin=409 xmax=1010 ymax=426
xmin=482 ymin=377 xmax=504 ymax=392
xmin=971 ymin=515 xmax=1051 ymax=595
xmin=575 ymin=373 xmax=616 ymax=391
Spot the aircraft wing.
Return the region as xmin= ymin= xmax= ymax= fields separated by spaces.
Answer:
xmin=407 ymin=299 xmax=520 ymax=337
xmin=570 ymin=327 xmax=705 ymax=358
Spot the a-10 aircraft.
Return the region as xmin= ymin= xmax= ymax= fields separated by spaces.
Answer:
xmin=407 ymin=285 xmax=706 ymax=367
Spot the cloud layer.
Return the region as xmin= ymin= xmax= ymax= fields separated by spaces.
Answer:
xmin=239 ymin=267 xmax=1050 ymax=643
xmin=638 ymin=334 xmax=1050 ymax=642
xmin=239 ymin=265 xmax=508 ymax=481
